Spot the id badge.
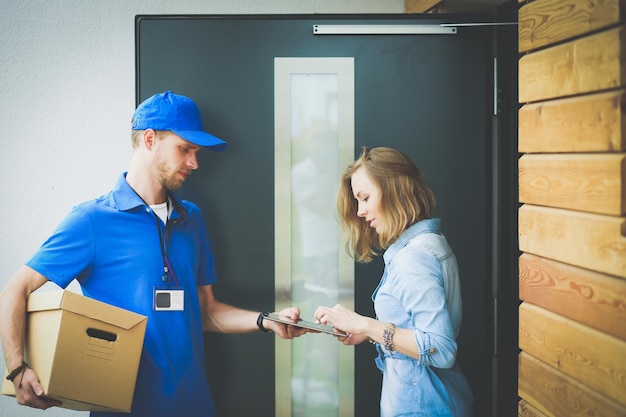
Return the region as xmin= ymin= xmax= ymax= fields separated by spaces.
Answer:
xmin=153 ymin=287 xmax=185 ymax=311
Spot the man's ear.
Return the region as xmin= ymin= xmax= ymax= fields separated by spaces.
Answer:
xmin=143 ymin=129 xmax=157 ymax=150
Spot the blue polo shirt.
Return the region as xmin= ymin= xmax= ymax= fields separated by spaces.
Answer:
xmin=27 ymin=173 xmax=218 ymax=417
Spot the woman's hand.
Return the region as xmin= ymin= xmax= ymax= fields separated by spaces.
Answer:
xmin=314 ymin=304 xmax=368 ymax=339
xmin=337 ymin=333 xmax=369 ymax=346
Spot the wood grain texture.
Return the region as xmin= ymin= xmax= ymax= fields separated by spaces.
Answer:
xmin=518 ymin=153 xmax=626 ymax=215
xmin=519 ymin=0 xmax=624 ymax=53
xmin=519 ymin=253 xmax=626 ymax=341
xmin=518 ymin=204 xmax=626 ymax=277
xmin=519 ymin=302 xmax=626 ymax=405
xmin=518 ymin=352 xmax=626 ymax=417
xmin=518 ymin=400 xmax=549 ymax=417
xmin=404 ymin=0 xmax=443 ymax=13
xmin=518 ymin=90 xmax=626 ymax=153
xmin=519 ymin=26 xmax=626 ymax=103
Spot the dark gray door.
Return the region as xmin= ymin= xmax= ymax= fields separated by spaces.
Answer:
xmin=137 ymin=14 xmax=495 ymax=417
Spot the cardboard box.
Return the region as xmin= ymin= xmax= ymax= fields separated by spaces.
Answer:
xmin=2 ymin=290 xmax=147 ymax=412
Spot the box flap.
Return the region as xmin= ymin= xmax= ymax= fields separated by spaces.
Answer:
xmin=27 ymin=290 xmax=146 ymax=330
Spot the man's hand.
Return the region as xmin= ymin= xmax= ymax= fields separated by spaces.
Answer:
xmin=262 ymin=306 xmax=308 ymax=339
xmin=12 ymin=367 xmax=62 ymax=409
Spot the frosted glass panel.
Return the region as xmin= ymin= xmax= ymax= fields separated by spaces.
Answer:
xmin=290 ymin=73 xmax=340 ymax=416
xmin=275 ymin=58 xmax=354 ymax=417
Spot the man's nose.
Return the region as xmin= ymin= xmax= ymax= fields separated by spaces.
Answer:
xmin=188 ymin=153 xmax=199 ymax=170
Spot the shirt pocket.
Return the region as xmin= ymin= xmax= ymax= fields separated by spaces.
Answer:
xmin=387 ymin=357 xmax=420 ymax=387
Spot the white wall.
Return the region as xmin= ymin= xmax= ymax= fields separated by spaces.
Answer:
xmin=0 ymin=1 xmax=405 ymax=416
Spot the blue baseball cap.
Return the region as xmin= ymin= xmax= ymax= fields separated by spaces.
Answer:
xmin=131 ymin=91 xmax=228 ymax=152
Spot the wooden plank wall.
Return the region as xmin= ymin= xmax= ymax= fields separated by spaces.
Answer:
xmin=517 ymin=0 xmax=626 ymax=416
xmin=404 ymin=0 xmax=445 ymax=13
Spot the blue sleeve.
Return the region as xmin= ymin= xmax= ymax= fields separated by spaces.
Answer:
xmin=26 ymin=205 xmax=95 ymax=289
xmin=392 ymin=248 xmax=458 ymax=368
xmin=183 ymin=203 xmax=218 ymax=287
xmin=197 ymin=221 xmax=218 ymax=287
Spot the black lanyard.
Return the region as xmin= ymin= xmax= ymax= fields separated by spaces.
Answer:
xmin=150 ymin=204 xmax=181 ymax=287
xmin=134 ymin=190 xmax=181 ymax=287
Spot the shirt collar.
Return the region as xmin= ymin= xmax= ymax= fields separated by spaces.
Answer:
xmin=111 ymin=172 xmax=186 ymax=220
xmin=111 ymin=173 xmax=144 ymax=211
xmin=383 ymin=218 xmax=441 ymax=264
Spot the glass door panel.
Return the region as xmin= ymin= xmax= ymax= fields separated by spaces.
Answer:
xmin=275 ymin=57 xmax=355 ymax=417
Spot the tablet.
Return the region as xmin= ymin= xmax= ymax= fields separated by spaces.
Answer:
xmin=263 ymin=312 xmax=347 ymax=337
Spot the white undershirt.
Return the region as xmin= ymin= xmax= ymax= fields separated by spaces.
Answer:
xmin=151 ymin=201 xmax=169 ymax=224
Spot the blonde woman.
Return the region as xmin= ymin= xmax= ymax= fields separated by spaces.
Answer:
xmin=315 ymin=147 xmax=473 ymax=416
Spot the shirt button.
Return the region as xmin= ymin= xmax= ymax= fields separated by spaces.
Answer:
xmin=429 ymin=348 xmax=437 ymax=354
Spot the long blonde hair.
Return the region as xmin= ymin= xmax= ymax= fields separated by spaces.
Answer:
xmin=337 ymin=147 xmax=436 ymax=263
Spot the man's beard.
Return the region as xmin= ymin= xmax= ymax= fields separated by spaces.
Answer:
xmin=155 ymin=158 xmax=185 ymax=191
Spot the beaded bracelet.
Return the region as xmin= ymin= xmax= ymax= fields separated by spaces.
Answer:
xmin=383 ymin=322 xmax=396 ymax=352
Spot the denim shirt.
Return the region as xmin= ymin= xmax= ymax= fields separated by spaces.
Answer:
xmin=372 ymin=218 xmax=473 ymax=417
